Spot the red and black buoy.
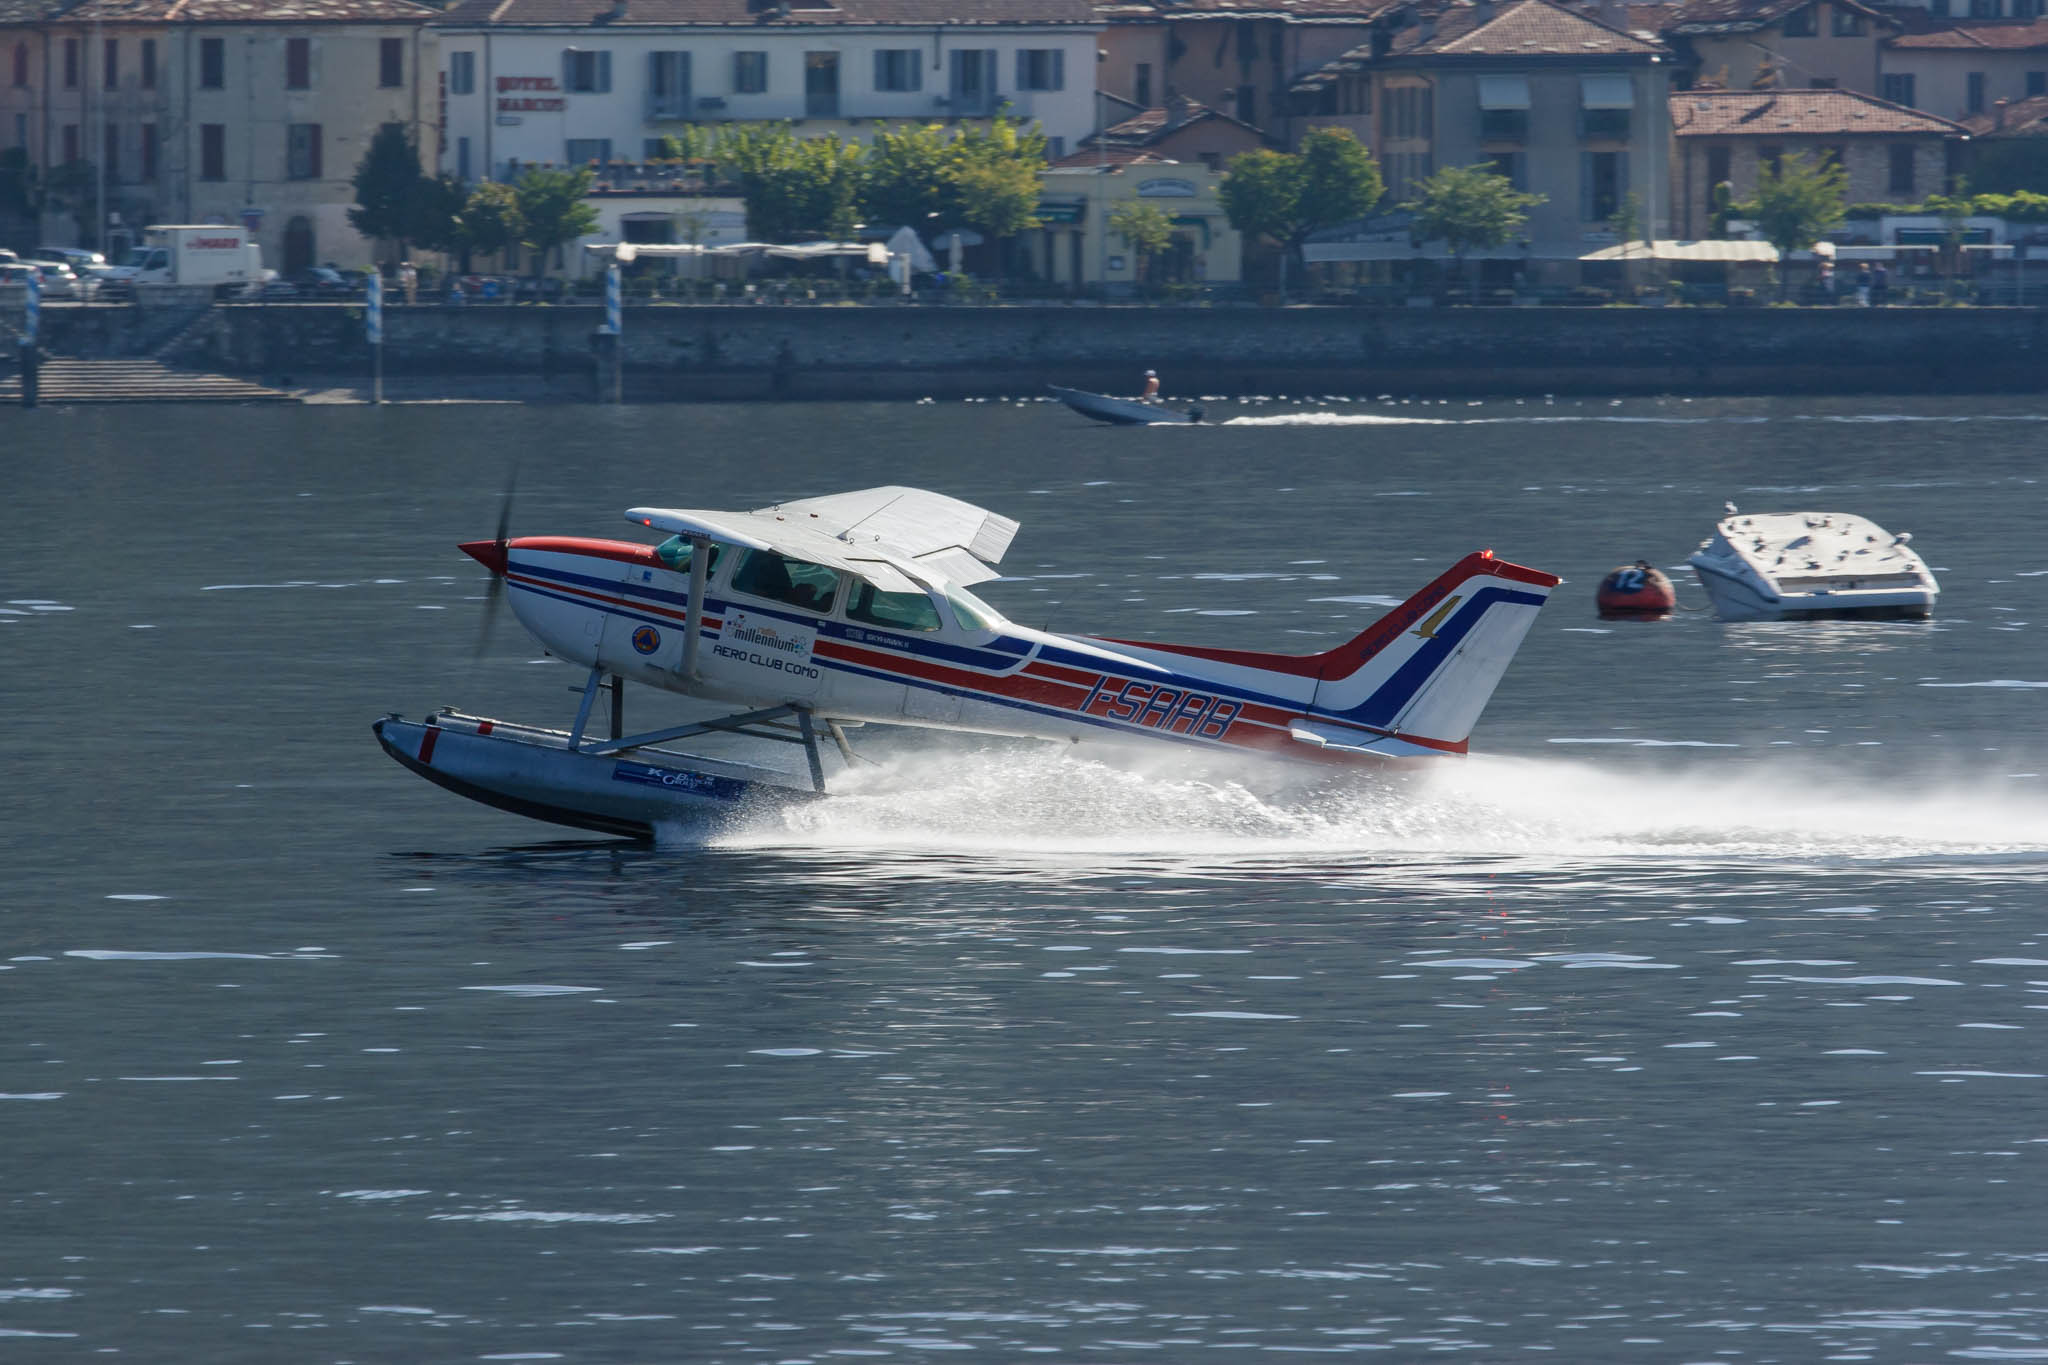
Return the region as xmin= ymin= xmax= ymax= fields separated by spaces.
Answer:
xmin=1596 ymin=560 xmax=1677 ymax=618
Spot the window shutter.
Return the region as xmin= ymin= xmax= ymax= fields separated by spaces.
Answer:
xmin=310 ymin=124 xmax=322 ymax=178
xmin=984 ymin=49 xmax=996 ymax=96
xmin=875 ymin=49 xmax=888 ymax=90
xmin=649 ymin=50 xmax=663 ymax=97
xmin=678 ymin=50 xmax=689 ymax=100
xmin=1051 ymin=49 xmax=1063 ymax=90
xmin=562 ymin=49 xmax=574 ymax=89
xmin=1015 ymin=50 xmax=1027 ymax=89
xmin=598 ymin=50 xmax=611 ymax=92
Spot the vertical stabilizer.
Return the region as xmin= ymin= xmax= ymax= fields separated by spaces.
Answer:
xmin=1299 ymin=553 xmax=1558 ymax=757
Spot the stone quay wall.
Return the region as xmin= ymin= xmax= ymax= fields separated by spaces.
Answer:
xmin=29 ymin=299 xmax=2048 ymax=398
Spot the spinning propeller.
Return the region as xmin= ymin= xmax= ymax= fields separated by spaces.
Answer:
xmin=460 ymin=467 xmax=518 ymax=657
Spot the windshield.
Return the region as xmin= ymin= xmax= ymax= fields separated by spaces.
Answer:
xmin=653 ymin=536 xmax=722 ymax=577
xmin=945 ymin=585 xmax=1003 ymax=633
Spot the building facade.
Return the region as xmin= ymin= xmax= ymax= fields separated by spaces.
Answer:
xmin=434 ymin=0 xmax=1099 ymax=185
xmin=1662 ymin=0 xmax=1897 ymax=97
xmin=1669 ymin=87 xmax=1967 ymax=236
xmin=1029 ymin=156 xmax=1244 ymax=287
xmin=3 ymin=0 xmax=438 ymax=268
xmin=1883 ymin=19 xmax=2048 ymax=123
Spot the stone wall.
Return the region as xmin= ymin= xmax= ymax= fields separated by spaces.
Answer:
xmin=44 ymin=299 xmax=2048 ymax=397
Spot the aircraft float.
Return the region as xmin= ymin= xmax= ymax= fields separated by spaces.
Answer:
xmin=374 ymin=486 xmax=1560 ymax=838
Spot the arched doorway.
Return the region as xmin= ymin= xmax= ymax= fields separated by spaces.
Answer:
xmin=283 ymin=216 xmax=315 ymax=274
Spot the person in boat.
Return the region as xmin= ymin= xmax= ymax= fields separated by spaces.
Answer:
xmin=1142 ymin=369 xmax=1160 ymax=402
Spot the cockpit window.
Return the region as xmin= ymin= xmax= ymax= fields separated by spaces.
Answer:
xmin=847 ymin=582 xmax=942 ymax=632
xmin=945 ymin=586 xmax=1002 ymax=633
xmin=653 ymin=536 xmax=722 ymax=577
xmin=730 ymin=548 xmax=840 ymax=614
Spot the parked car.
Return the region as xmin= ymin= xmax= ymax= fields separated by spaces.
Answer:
xmin=31 ymin=246 xmax=107 ymax=271
xmin=26 ymin=260 xmax=97 ymax=299
xmin=0 ymin=261 xmax=37 ymax=286
xmin=286 ymin=266 xmax=363 ymax=299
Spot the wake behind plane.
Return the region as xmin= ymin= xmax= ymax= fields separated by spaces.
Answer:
xmin=375 ymin=486 xmax=1560 ymax=839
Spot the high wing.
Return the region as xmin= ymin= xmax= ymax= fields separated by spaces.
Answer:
xmin=625 ymin=485 xmax=1019 ymax=590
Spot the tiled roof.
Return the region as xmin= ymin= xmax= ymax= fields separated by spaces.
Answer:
xmin=1670 ymin=87 xmax=1968 ymax=135
xmin=442 ymin=0 xmax=1094 ymax=24
xmin=1665 ymin=0 xmax=1892 ymax=34
xmin=0 ymin=0 xmax=70 ymax=19
xmin=57 ymin=0 xmax=438 ymax=18
xmin=1094 ymin=0 xmax=1401 ymax=18
xmin=1887 ymin=16 xmax=2048 ymax=48
xmin=1961 ymin=91 xmax=2048 ymax=136
xmin=1393 ymin=0 xmax=1665 ymax=56
xmin=1069 ymin=93 xmax=1271 ymax=150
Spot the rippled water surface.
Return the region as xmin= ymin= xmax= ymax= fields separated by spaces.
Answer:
xmin=4 ymin=393 xmax=2046 ymax=1362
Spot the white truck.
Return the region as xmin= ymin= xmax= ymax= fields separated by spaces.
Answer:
xmin=105 ymin=225 xmax=265 ymax=296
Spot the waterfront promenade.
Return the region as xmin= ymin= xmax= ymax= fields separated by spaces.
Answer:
xmin=7 ymin=296 xmax=2048 ymax=401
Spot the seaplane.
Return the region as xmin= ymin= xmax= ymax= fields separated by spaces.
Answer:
xmin=374 ymin=486 xmax=1560 ymax=839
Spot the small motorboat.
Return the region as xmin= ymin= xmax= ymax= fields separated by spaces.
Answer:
xmin=1050 ymin=385 xmax=1204 ymax=426
xmin=1687 ymin=506 xmax=1938 ymax=621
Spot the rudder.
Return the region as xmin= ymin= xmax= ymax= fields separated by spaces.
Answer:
xmin=1304 ymin=552 xmax=1558 ymax=754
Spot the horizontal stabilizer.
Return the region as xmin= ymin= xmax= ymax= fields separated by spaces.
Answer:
xmin=1288 ymin=721 xmax=1458 ymax=762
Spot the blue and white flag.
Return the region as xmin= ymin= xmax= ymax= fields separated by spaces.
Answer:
xmin=605 ymin=264 xmax=622 ymax=336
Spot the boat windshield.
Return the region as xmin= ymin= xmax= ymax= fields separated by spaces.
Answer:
xmin=653 ymin=536 xmax=723 ymax=577
xmin=945 ymin=585 xmax=1002 ymax=633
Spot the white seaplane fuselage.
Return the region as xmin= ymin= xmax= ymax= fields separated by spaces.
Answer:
xmin=486 ymin=533 xmax=1558 ymax=767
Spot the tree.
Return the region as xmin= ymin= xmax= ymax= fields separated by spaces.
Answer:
xmin=1109 ymin=201 xmax=1175 ymax=284
xmin=1220 ymin=127 xmax=1382 ymax=300
xmin=0 ymin=147 xmax=43 ymax=222
xmin=349 ymin=123 xmax=425 ymax=255
xmin=946 ymin=118 xmax=1047 ymax=271
xmin=715 ymin=123 xmax=865 ymax=241
xmin=856 ymin=117 xmax=1046 ymax=274
xmin=404 ymin=172 xmax=471 ymax=260
xmin=1405 ymin=163 xmax=1546 ymax=298
xmin=512 ymin=165 xmax=600 ymax=277
xmin=1606 ymin=190 xmax=1645 ymax=296
xmin=861 ymin=122 xmax=959 ymax=232
xmin=460 ymin=181 xmax=524 ymax=267
xmin=1739 ymin=151 xmax=1846 ymax=296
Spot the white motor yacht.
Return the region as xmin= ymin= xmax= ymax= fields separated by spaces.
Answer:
xmin=1688 ymin=507 xmax=1938 ymax=621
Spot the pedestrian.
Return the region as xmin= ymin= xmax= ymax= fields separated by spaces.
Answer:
xmin=1855 ymin=264 xmax=1872 ymax=307
xmin=1142 ymin=369 xmax=1160 ymax=402
xmin=1817 ymin=259 xmax=1835 ymax=301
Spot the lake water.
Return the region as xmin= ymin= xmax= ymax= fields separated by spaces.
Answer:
xmin=3 ymin=393 xmax=2046 ymax=1363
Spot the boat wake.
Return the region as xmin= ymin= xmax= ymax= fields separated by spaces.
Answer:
xmin=686 ymin=743 xmax=2048 ymax=867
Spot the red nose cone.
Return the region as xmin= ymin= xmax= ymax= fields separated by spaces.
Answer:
xmin=460 ymin=539 xmax=509 ymax=576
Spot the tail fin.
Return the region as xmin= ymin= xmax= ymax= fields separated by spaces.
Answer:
xmin=1294 ymin=552 xmax=1558 ymax=759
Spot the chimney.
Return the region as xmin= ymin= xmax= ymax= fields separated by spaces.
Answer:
xmin=1995 ymin=97 xmax=2008 ymax=129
